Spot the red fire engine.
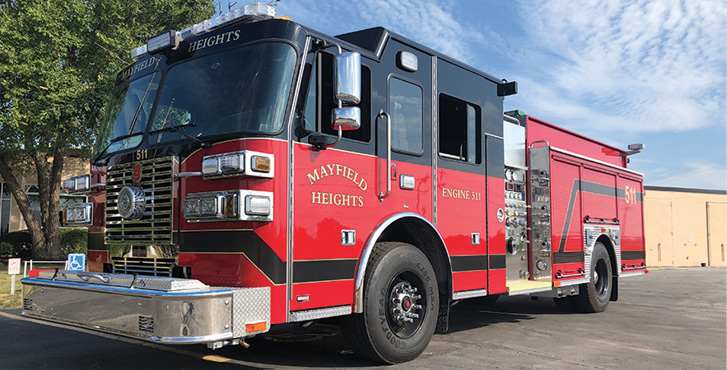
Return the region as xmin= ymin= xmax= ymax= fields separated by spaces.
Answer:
xmin=22 ymin=4 xmax=646 ymax=364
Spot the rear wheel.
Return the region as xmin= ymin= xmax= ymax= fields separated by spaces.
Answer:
xmin=341 ymin=242 xmax=438 ymax=364
xmin=575 ymin=242 xmax=612 ymax=313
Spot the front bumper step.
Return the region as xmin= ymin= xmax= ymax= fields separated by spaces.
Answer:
xmin=21 ymin=271 xmax=270 ymax=344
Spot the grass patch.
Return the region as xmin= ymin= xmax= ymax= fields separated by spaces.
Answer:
xmin=0 ymin=262 xmax=23 ymax=309
xmin=0 ymin=262 xmax=65 ymax=310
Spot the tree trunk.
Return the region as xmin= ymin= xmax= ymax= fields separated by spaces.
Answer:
xmin=32 ymin=151 xmax=64 ymax=260
xmin=0 ymin=154 xmax=48 ymax=259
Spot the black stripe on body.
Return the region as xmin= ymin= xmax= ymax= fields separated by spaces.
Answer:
xmin=553 ymin=251 xmax=584 ymax=264
xmin=621 ymin=250 xmax=645 ymax=260
xmin=450 ymin=255 xmax=488 ymax=272
xmin=489 ymin=254 xmax=506 ymax=269
xmin=558 ymin=179 xmax=580 ymax=253
xmin=179 ymin=230 xmax=286 ymax=284
xmin=292 ymin=259 xmax=357 ymax=283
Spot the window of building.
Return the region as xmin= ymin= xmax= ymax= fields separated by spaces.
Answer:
xmin=303 ymin=51 xmax=371 ymax=142
xmin=438 ymin=94 xmax=481 ymax=164
xmin=389 ymin=78 xmax=423 ymax=154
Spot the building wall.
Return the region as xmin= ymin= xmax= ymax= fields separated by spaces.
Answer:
xmin=0 ymin=157 xmax=89 ymax=234
xmin=645 ymin=186 xmax=727 ymax=267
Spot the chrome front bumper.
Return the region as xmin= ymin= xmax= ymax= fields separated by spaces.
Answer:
xmin=21 ymin=271 xmax=270 ymax=344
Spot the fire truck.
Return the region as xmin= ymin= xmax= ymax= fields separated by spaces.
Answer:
xmin=21 ymin=4 xmax=647 ymax=364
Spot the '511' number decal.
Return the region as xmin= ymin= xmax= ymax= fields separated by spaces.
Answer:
xmin=135 ymin=149 xmax=149 ymax=161
xmin=624 ymin=185 xmax=637 ymax=204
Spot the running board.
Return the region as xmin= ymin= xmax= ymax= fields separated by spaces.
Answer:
xmin=506 ymin=280 xmax=552 ymax=296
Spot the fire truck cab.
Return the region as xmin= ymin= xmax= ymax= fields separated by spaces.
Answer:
xmin=22 ymin=4 xmax=646 ymax=364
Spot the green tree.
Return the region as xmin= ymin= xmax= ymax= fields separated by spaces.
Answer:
xmin=0 ymin=0 xmax=215 ymax=259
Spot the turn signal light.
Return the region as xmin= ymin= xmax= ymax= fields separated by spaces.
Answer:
xmin=252 ymin=156 xmax=271 ymax=172
xmin=245 ymin=321 xmax=267 ymax=333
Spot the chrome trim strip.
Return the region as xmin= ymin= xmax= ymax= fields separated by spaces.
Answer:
xmin=619 ymin=270 xmax=647 ymax=278
xmin=452 ymin=289 xmax=487 ymax=300
xmin=550 ymin=146 xmax=644 ymax=177
xmin=150 ymin=333 xmax=232 ymax=344
xmin=289 ymin=305 xmax=352 ymax=322
xmin=431 ymin=55 xmax=438 ymax=227
xmin=21 ymin=278 xmax=231 ymax=297
xmin=286 ymin=36 xmax=311 ymax=321
xmin=485 ymin=133 xmax=504 ymax=140
xmin=354 ymin=212 xmax=451 ymax=313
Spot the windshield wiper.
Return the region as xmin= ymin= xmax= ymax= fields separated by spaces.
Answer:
xmin=150 ymin=122 xmax=212 ymax=149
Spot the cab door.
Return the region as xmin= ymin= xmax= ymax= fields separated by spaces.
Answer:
xmin=375 ymin=40 xmax=433 ymax=220
xmin=434 ymin=59 xmax=491 ymax=295
xmin=290 ymin=46 xmax=376 ymax=312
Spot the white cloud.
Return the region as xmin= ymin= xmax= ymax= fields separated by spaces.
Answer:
xmin=647 ymin=159 xmax=727 ymax=189
xmin=510 ymin=0 xmax=726 ymax=134
xmin=276 ymin=0 xmax=482 ymax=63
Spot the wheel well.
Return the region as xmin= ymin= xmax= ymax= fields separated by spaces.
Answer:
xmin=596 ymin=234 xmax=619 ymax=301
xmin=378 ymin=217 xmax=452 ymax=301
xmin=377 ymin=217 xmax=453 ymax=332
xmin=596 ymin=235 xmax=618 ymax=274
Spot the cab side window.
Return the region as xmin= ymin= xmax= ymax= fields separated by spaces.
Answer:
xmin=389 ymin=77 xmax=423 ymax=154
xmin=303 ymin=52 xmax=371 ymax=142
xmin=439 ymin=94 xmax=480 ymax=164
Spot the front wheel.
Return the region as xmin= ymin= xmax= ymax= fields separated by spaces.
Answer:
xmin=341 ymin=242 xmax=439 ymax=364
xmin=575 ymin=242 xmax=612 ymax=312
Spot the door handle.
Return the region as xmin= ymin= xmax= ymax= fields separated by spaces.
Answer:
xmin=377 ymin=109 xmax=391 ymax=201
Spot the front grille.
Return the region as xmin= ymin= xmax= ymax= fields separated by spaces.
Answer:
xmin=112 ymin=256 xmax=175 ymax=276
xmin=105 ymin=157 xmax=178 ymax=245
xmin=23 ymin=299 xmax=33 ymax=311
xmin=138 ymin=315 xmax=154 ymax=333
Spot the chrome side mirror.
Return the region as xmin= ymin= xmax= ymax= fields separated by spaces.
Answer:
xmin=332 ymin=107 xmax=361 ymax=131
xmin=335 ymin=52 xmax=361 ymax=105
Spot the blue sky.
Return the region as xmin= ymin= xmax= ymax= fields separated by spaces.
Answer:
xmin=222 ymin=1 xmax=726 ymax=190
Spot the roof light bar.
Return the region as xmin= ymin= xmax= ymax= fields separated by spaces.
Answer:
xmin=147 ymin=30 xmax=181 ymax=54
xmin=129 ymin=2 xmax=277 ymax=59
xmin=130 ymin=44 xmax=148 ymax=60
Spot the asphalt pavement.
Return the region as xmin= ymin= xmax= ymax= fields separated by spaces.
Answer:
xmin=1 ymin=267 xmax=724 ymax=369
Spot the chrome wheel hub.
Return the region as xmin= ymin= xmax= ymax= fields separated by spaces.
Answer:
xmin=390 ymin=281 xmax=422 ymax=324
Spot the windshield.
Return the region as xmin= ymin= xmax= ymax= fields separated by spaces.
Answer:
xmin=150 ymin=42 xmax=298 ymax=143
xmin=94 ymin=72 xmax=161 ymax=158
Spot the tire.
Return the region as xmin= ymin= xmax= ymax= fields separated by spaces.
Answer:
xmin=553 ymin=296 xmax=579 ymax=312
xmin=340 ymin=242 xmax=439 ymax=364
xmin=575 ymin=242 xmax=612 ymax=313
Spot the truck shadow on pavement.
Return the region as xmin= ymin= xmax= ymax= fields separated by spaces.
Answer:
xmin=211 ymin=296 xmax=563 ymax=368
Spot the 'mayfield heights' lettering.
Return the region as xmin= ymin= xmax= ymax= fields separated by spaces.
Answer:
xmin=306 ymin=163 xmax=367 ymax=191
xmin=188 ymin=30 xmax=241 ymax=52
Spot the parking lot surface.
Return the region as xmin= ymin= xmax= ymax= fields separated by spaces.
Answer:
xmin=1 ymin=267 xmax=724 ymax=369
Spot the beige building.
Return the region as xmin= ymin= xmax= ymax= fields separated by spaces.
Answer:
xmin=0 ymin=158 xmax=88 ymax=235
xmin=645 ymin=186 xmax=727 ymax=267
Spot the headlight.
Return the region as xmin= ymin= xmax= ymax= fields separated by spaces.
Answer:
xmin=63 ymin=175 xmax=91 ymax=193
xmin=184 ymin=190 xmax=272 ymax=222
xmin=202 ymin=151 xmax=245 ymax=177
xmin=245 ymin=195 xmax=271 ymax=216
xmin=201 ymin=151 xmax=273 ymax=179
xmin=63 ymin=203 xmax=92 ymax=224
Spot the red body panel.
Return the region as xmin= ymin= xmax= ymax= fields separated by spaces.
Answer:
xmin=436 ymin=167 xmax=487 ymax=293
xmin=291 ymin=142 xmax=432 ymax=311
xmin=526 ymin=116 xmax=626 ymax=168
xmin=177 ymin=138 xmax=289 ymax=323
xmin=487 ymin=175 xmax=506 ymax=294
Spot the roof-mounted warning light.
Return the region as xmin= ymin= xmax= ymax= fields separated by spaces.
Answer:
xmin=624 ymin=143 xmax=645 ymax=156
